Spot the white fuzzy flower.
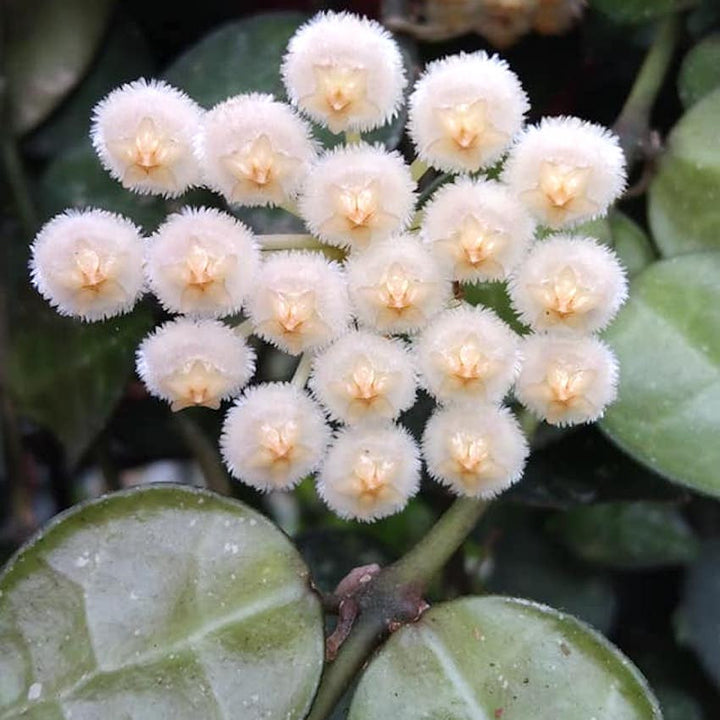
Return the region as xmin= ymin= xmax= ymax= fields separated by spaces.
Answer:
xmin=247 ymin=251 xmax=351 ymax=355
xmin=415 ymin=305 xmax=520 ymax=404
xmin=146 ymin=207 xmax=260 ymax=317
xmin=136 ymin=319 xmax=255 ymax=411
xmin=30 ymin=209 xmax=144 ymax=321
xmin=502 ymin=116 xmax=626 ymax=228
xmin=310 ymin=331 xmax=416 ymax=424
xmin=408 ymin=52 xmax=528 ymax=173
xmin=196 ymin=93 xmax=317 ymax=207
xmin=508 ymin=235 xmax=627 ymax=333
xmin=346 ymin=234 xmax=452 ymax=334
xmin=281 ymin=11 xmax=406 ymax=133
xmin=220 ymin=383 xmax=330 ymax=492
xmin=515 ymin=333 xmax=619 ymax=426
xmin=91 ymin=79 xmax=202 ymax=197
xmin=317 ymin=424 xmax=420 ymax=521
xmin=299 ymin=144 xmax=415 ymax=250
xmin=423 ymin=404 xmax=528 ymax=498
xmin=421 ymin=178 xmax=535 ymax=282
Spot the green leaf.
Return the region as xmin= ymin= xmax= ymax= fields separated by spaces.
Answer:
xmin=510 ymin=426 xmax=687 ymax=508
xmin=163 ymin=12 xmax=415 ymax=150
xmin=648 ymin=88 xmax=720 ymax=256
xmin=39 ymin=140 xmax=166 ymax=232
xmin=600 ymin=253 xmax=720 ymax=497
xmin=679 ymin=540 xmax=720 ymax=690
xmin=349 ymin=596 xmax=661 ymax=720
xmin=464 ymin=281 xmax=528 ymax=334
xmin=591 ymin=0 xmax=698 ymax=24
xmin=577 ymin=212 xmax=655 ymax=277
xmin=27 ymin=19 xmax=155 ymax=158
xmin=678 ymin=34 xmax=720 ymax=108
xmin=8 ymin=304 xmax=154 ymax=467
xmin=0 ymin=485 xmax=324 ymax=718
xmin=482 ymin=508 xmax=616 ymax=633
xmin=609 ymin=212 xmax=656 ymax=277
xmin=550 ymin=502 xmax=699 ymax=569
xmin=5 ymin=0 xmax=115 ymax=134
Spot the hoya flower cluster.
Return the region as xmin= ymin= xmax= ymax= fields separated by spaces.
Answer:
xmin=30 ymin=11 xmax=628 ymax=522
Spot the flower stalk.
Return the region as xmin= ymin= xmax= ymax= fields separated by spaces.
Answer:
xmin=306 ymin=496 xmax=487 ymax=720
xmin=614 ymin=14 xmax=679 ymax=163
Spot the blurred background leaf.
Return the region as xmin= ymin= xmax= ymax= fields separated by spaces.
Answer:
xmin=678 ymin=33 xmax=720 ymax=108
xmin=548 ymin=502 xmax=699 ymax=569
xmin=26 ymin=18 xmax=155 ymax=158
xmin=648 ymin=88 xmax=720 ymax=256
xmin=601 ymin=253 xmax=720 ymax=498
xmin=7 ymin=304 xmax=154 ymax=468
xmin=5 ymin=0 xmax=115 ymax=134
xmin=678 ymin=539 xmax=720 ymax=691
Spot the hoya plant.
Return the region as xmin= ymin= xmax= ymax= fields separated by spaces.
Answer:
xmin=2 ymin=1 xmax=719 ymax=719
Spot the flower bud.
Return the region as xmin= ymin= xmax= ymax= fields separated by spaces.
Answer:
xmin=136 ymin=319 xmax=255 ymax=411
xmin=221 ymin=383 xmax=330 ymax=491
xmin=91 ymin=79 xmax=202 ymax=196
xmin=30 ymin=209 xmax=144 ymax=321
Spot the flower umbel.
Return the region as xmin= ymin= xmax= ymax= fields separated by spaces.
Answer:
xmin=30 ymin=10 xmax=630 ymax=524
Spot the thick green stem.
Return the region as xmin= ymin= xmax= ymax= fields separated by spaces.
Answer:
xmin=345 ymin=131 xmax=362 ymax=145
xmin=2 ymin=140 xmax=38 ymax=237
xmin=306 ymin=496 xmax=488 ymax=720
xmin=410 ymin=157 xmax=428 ymax=183
xmin=385 ymin=497 xmax=487 ymax=587
xmin=614 ymin=15 xmax=679 ymax=162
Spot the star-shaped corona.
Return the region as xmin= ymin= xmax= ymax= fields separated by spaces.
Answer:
xmin=509 ymin=235 xmax=627 ymax=333
xmin=91 ymin=79 xmax=202 ymax=196
xmin=198 ymin=94 xmax=316 ymax=207
xmin=300 ymin=144 xmax=415 ymax=250
xmin=282 ymin=11 xmax=406 ymax=133
xmin=318 ymin=425 xmax=420 ymax=521
xmin=30 ymin=209 xmax=144 ymax=321
xmin=347 ymin=235 xmax=451 ymax=333
xmin=416 ymin=306 xmax=519 ymax=404
xmin=136 ymin=319 xmax=255 ymax=411
xmin=221 ymin=383 xmax=330 ymax=491
xmin=503 ymin=116 xmax=626 ymax=228
xmin=423 ymin=404 xmax=528 ymax=497
xmin=515 ymin=334 xmax=619 ymax=426
xmin=409 ymin=52 xmax=528 ymax=172
xmin=310 ymin=331 xmax=416 ymax=424
xmin=146 ymin=207 xmax=259 ymax=317
xmin=422 ymin=178 xmax=535 ymax=282
xmin=248 ymin=252 xmax=351 ymax=355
